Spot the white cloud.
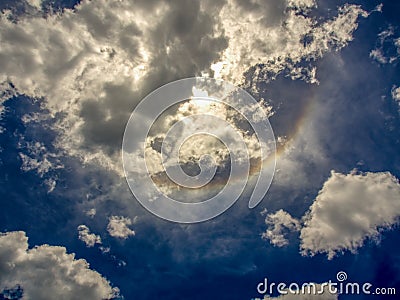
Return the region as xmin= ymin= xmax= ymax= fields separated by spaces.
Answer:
xmin=18 ymin=142 xmax=63 ymax=177
xmin=107 ymin=216 xmax=135 ymax=239
xmin=26 ymin=0 xmax=42 ymax=10
xmin=262 ymin=209 xmax=300 ymax=247
xmin=392 ymin=85 xmax=400 ymax=112
xmin=395 ymin=38 xmax=400 ymax=53
xmin=374 ymin=3 xmax=383 ymax=13
xmin=392 ymin=85 xmax=400 ymax=110
xmin=18 ymin=141 xmax=63 ymax=193
xmin=369 ymin=49 xmax=388 ymax=64
xmin=300 ymin=171 xmax=400 ymax=259
xmin=216 ymin=2 xmax=368 ymax=85
xmin=19 ymin=152 xmax=52 ymax=176
xmin=0 ymin=231 xmax=119 ymax=300
xmin=85 ymin=208 xmax=97 ymax=218
xmin=286 ymin=0 xmax=316 ymax=12
xmin=0 ymin=0 xmax=370 ymax=176
xmin=139 ymin=96 xmax=271 ymax=198
xmin=0 ymin=82 xmax=17 ymax=121
xmin=77 ymin=225 xmax=102 ymax=247
xmin=370 ymin=27 xmax=400 ymax=64
xmin=0 ymin=0 xmax=227 ymax=173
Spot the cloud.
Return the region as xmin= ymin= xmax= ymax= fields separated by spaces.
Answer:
xmin=17 ymin=140 xmax=63 ymax=193
xmin=18 ymin=142 xmax=63 ymax=175
xmin=392 ymin=86 xmax=400 ymax=101
xmin=217 ymin=1 xmax=368 ymax=86
xmin=300 ymin=171 xmax=400 ymax=259
xmin=0 ymin=0 xmax=227 ymax=171
xmin=25 ymin=0 xmax=42 ymax=10
xmin=0 ymin=231 xmax=120 ymax=300
xmin=392 ymin=85 xmax=400 ymax=112
xmin=107 ymin=216 xmax=135 ymax=239
xmin=131 ymin=92 xmax=274 ymax=203
xmin=370 ymin=26 xmax=400 ymax=64
xmin=85 ymin=208 xmax=97 ymax=218
xmin=0 ymin=0 xmax=370 ymax=176
xmin=262 ymin=209 xmax=300 ymax=247
xmin=14 ymin=128 xmax=65 ymax=192
xmin=77 ymin=224 xmax=102 ymax=247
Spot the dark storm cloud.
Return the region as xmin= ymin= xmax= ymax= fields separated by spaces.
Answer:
xmin=79 ymin=82 xmax=140 ymax=155
xmin=138 ymin=0 xmax=228 ymax=85
xmin=75 ymin=0 xmax=228 ymax=155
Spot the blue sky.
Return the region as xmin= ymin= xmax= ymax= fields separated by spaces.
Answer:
xmin=0 ymin=0 xmax=399 ymax=299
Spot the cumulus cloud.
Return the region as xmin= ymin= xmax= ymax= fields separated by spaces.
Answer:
xmin=262 ymin=209 xmax=300 ymax=247
xmin=107 ymin=216 xmax=135 ymax=239
xmin=300 ymin=171 xmax=400 ymax=259
xmin=0 ymin=231 xmax=119 ymax=300
xmin=217 ymin=2 xmax=368 ymax=86
xmin=0 ymin=0 xmax=227 ymax=172
xmin=132 ymin=90 xmax=274 ymax=202
xmin=77 ymin=224 xmax=102 ymax=247
xmin=0 ymin=0 xmax=370 ymax=176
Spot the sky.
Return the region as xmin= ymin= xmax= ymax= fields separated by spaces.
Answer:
xmin=0 ymin=0 xmax=399 ymax=299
